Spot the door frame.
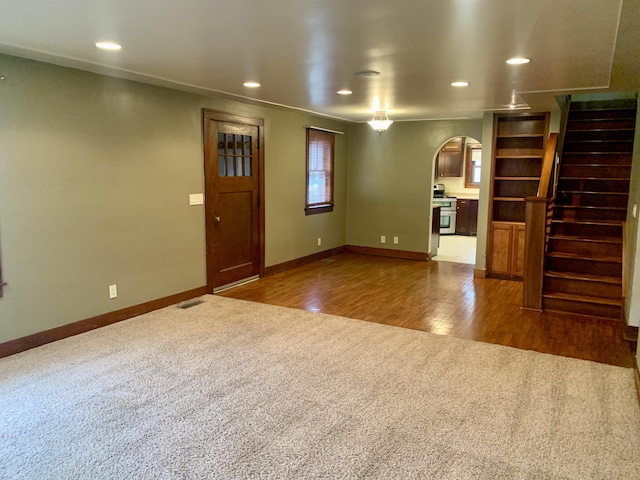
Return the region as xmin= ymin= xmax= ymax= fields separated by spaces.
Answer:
xmin=202 ymin=109 xmax=265 ymax=293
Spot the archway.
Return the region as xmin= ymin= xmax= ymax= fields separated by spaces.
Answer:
xmin=430 ymin=136 xmax=481 ymax=265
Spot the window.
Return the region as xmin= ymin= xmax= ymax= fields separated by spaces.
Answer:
xmin=305 ymin=128 xmax=335 ymax=215
xmin=465 ymin=144 xmax=482 ymax=188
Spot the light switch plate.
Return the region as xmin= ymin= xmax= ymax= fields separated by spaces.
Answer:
xmin=189 ymin=193 xmax=204 ymax=205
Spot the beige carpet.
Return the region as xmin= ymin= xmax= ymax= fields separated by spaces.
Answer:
xmin=1 ymin=295 xmax=639 ymax=479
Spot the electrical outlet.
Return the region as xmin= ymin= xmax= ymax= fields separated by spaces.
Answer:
xmin=393 ymin=236 xmax=399 ymax=244
xmin=634 ymin=204 xmax=638 ymax=219
xmin=380 ymin=235 xmax=386 ymax=244
xmin=317 ymin=237 xmax=322 ymax=246
xmin=109 ymin=284 xmax=117 ymax=299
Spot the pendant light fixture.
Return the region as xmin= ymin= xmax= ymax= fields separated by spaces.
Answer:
xmin=368 ymin=111 xmax=393 ymax=133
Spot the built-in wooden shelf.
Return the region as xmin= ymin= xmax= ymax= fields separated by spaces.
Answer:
xmin=488 ymin=112 xmax=550 ymax=279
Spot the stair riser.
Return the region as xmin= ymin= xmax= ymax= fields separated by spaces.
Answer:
xmin=561 ymin=153 xmax=632 ymax=166
xmin=560 ymin=165 xmax=631 ymax=178
xmin=551 ymin=222 xmax=622 ymax=238
xmin=557 ymin=178 xmax=630 ymax=193
xmin=563 ymin=141 xmax=634 ymax=153
xmin=542 ymin=297 xmax=621 ymax=320
xmin=553 ymin=208 xmax=627 ymax=222
xmin=569 ymin=108 xmax=637 ymax=121
xmin=564 ymin=130 xmax=635 ymax=142
xmin=556 ymin=192 xmax=628 ymax=208
xmin=566 ymin=119 xmax=636 ymax=131
xmin=548 ymin=239 xmax=622 ymax=257
xmin=544 ymin=277 xmax=622 ymax=299
xmin=546 ymin=257 xmax=622 ymax=277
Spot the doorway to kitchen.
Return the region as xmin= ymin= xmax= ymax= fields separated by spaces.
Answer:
xmin=431 ymin=136 xmax=481 ymax=265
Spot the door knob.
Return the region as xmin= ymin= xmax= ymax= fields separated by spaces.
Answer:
xmin=214 ymin=216 xmax=221 ymax=223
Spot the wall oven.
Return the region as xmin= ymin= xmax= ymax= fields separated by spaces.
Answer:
xmin=433 ymin=197 xmax=457 ymax=234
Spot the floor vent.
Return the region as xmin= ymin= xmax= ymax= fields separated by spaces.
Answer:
xmin=177 ymin=298 xmax=204 ymax=309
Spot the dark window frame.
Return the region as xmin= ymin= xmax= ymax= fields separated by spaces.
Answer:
xmin=464 ymin=143 xmax=482 ymax=188
xmin=305 ymin=128 xmax=335 ymax=215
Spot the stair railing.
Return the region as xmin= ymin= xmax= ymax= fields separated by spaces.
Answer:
xmin=522 ymin=132 xmax=559 ymax=310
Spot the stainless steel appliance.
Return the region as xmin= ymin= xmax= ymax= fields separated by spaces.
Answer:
xmin=433 ymin=183 xmax=446 ymax=197
xmin=433 ymin=197 xmax=457 ymax=234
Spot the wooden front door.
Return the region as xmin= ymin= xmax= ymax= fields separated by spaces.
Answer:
xmin=203 ymin=110 xmax=264 ymax=292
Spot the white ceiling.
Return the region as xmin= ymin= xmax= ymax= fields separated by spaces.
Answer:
xmin=0 ymin=0 xmax=638 ymax=122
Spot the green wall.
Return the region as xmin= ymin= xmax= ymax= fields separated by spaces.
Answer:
xmin=3 ymin=52 xmax=636 ymax=351
xmin=0 ymin=54 xmax=348 ymax=343
xmin=346 ymin=119 xmax=483 ymax=254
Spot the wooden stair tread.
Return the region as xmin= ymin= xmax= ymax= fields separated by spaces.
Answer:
xmin=559 ymin=177 xmax=630 ymax=180
xmin=554 ymin=205 xmax=627 ymax=211
xmin=542 ymin=291 xmax=622 ymax=307
xmin=551 ymin=219 xmax=623 ymax=226
xmin=557 ymin=190 xmax=628 ymax=195
xmin=566 ymin=128 xmax=636 ymax=132
xmin=559 ymin=163 xmax=631 ymax=167
xmin=546 ymin=252 xmax=622 ymax=263
xmin=563 ymin=151 xmax=633 ymax=155
xmin=569 ymin=106 xmax=636 ymax=114
xmin=565 ymin=139 xmax=634 ymax=143
xmin=548 ymin=235 xmax=622 ymax=244
xmin=544 ymin=270 xmax=622 ymax=284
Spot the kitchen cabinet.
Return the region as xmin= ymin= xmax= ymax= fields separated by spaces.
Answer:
xmin=488 ymin=222 xmax=526 ymax=278
xmin=435 ymin=137 xmax=463 ymax=178
xmin=455 ymin=199 xmax=478 ymax=236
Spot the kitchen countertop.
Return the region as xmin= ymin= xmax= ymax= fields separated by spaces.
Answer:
xmin=448 ymin=193 xmax=479 ymax=200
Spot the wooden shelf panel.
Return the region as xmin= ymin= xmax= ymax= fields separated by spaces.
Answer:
xmin=493 ymin=201 xmax=526 ymax=223
xmin=496 ymin=114 xmax=549 ymax=137
xmin=496 ymin=134 xmax=546 ymax=139
xmin=495 ymin=149 xmax=544 ymax=157
xmin=494 ymin=177 xmax=540 ymax=181
xmin=493 ymin=197 xmax=526 ymax=202
xmin=494 ymin=156 xmax=542 ymax=178
xmin=495 ymin=155 xmax=543 ymax=159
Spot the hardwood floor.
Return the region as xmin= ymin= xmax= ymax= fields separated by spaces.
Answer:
xmin=219 ymin=253 xmax=636 ymax=367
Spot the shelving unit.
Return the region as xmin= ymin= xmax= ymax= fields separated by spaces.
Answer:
xmin=488 ymin=112 xmax=550 ymax=279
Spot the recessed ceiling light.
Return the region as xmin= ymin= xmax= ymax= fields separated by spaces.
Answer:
xmin=243 ymin=81 xmax=261 ymax=88
xmin=451 ymin=81 xmax=469 ymax=87
xmin=354 ymin=70 xmax=381 ymax=78
xmin=95 ymin=42 xmax=122 ymax=51
xmin=337 ymin=89 xmax=353 ymax=95
xmin=506 ymin=57 xmax=531 ymax=65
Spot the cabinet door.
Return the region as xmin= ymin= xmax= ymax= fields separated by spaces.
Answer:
xmin=469 ymin=200 xmax=479 ymax=235
xmin=438 ymin=151 xmax=462 ymax=177
xmin=489 ymin=223 xmax=513 ymax=275
xmin=455 ymin=200 xmax=470 ymax=235
xmin=512 ymin=224 xmax=526 ymax=277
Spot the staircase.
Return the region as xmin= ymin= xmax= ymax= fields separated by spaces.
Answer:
xmin=542 ymin=99 xmax=636 ymax=319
